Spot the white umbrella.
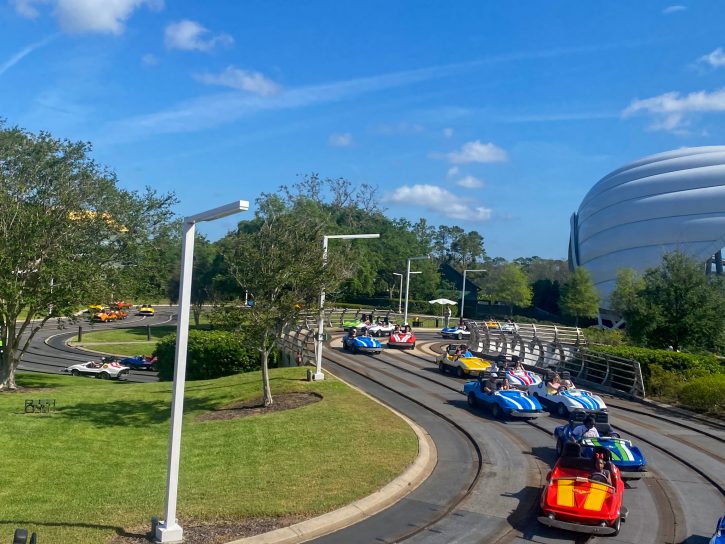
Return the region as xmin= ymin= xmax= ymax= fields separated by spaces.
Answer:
xmin=429 ymin=298 xmax=457 ymax=305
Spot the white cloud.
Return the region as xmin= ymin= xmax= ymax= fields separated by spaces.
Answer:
xmin=141 ymin=53 xmax=159 ymax=66
xmin=623 ymin=88 xmax=725 ymax=131
xmin=0 ymin=35 xmax=55 ymax=76
xmin=329 ymin=132 xmax=353 ymax=147
xmin=442 ymin=127 xmax=454 ymax=138
xmin=456 ymin=175 xmax=484 ymax=189
xmin=662 ymin=5 xmax=686 ymax=14
xmin=194 ymin=66 xmax=280 ymax=97
xmin=388 ymin=184 xmax=491 ymax=221
xmin=165 ymin=20 xmax=233 ymax=52
xmin=12 ymin=0 xmax=162 ymax=34
xmin=446 ymin=166 xmax=459 ymax=178
xmin=446 ymin=140 xmax=508 ymax=164
xmin=698 ymin=48 xmax=725 ymax=68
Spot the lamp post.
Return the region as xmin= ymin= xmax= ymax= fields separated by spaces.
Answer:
xmin=403 ymin=256 xmax=428 ymax=326
xmin=155 ymin=200 xmax=248 ymax=544
xmin=460 ymin=268 xmax=486 ymax=321
xmin=392 ymin=272 xmax=403 ymax=314
xmin=313 ymin=233 xmax=380 ymax=381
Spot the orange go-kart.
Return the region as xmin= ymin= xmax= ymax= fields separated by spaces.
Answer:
xmin=538 ymin=443 xmax=627 ymax=536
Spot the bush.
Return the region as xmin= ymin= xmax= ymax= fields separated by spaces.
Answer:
xmin=584 ymin=327 xmax=627 ymax=346
xmin=155 ymin=329 xmax=275 ymax=381
xmin=676 ymin=374 xmax=725 ymax=414
xmin=587 ymin=344 xmax=724 ymax=380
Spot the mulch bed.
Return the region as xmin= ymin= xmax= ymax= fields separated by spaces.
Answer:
xmin=109 ymin=515 xmax=308 ymax=544
xmin=197 ymin=392 xmax=323 ymax=421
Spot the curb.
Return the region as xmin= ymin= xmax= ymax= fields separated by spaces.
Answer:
xmin=226 ymin=372 xmax=438 ymax=544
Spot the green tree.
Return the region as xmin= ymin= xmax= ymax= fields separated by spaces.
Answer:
xmin=219 ymin=194 xmax=351 ymax=406
xmin=480 ymin=263 xmax=532 ymax=316
xmin=611 ymin=252 xmax=725 ymax=351
xmin=560 ymin=267 xmax=600 ymax=326
xmin=0 ymin=124 xmax=176 ymax=390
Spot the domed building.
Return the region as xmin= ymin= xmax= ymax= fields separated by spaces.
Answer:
xmin=569 ymin=146 xmax=725 ymax=309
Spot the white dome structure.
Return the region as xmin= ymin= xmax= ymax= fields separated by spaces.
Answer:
xmin=569 ymin=146 xmax=725 ymax=307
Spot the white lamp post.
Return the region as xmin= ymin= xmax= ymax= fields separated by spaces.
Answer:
xmin=313 ymin=233 xmax=380 ymax=381
xmin=460 ymin=268 xmax=486 ymax=321
xmin=403 ymin=256 xmax=429 ymax=326
xmin=392 ymin=272 xmax=403 ymax=314
xmin=155 ymin=200 xmax=248 ymax=544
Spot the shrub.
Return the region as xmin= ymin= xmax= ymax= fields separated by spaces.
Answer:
xmin=587 ymin=344 xmax=724 ymax=380
xmin=676 ymin=374 xmax=725 ymax=414
xmin=584 ymin=327 xmax=627 ymax=346
xmin=155 ymin=329 xmax=276 ymax=381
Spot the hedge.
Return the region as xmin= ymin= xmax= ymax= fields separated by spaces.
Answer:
xmin=155 ymin=329 xmax=275 ymax=381
xmin=587 ymin=344 xmax=724 ymax=379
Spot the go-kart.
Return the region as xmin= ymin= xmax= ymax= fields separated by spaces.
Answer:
xmin=119 ymin=355 xmax=158 ymax=371
xmin=388 ymin=330 xmax=416 ymax=349
xmin=367 ymin=321 xmax=396 ymax=336
xmin=342 ymin=333 xmax=381 ymax=354
xmin=528 ymin=380 xmax=607 ymax=417
xmin=506 ymin=367 xmax=542 ymax=388
xmin=538 ymin=443 xmax=627 ymax=535
xmin=710 ymin=514 xmax=725 ymax=544
xmin=554 ymin=411 xmax=647 ymax=478
xmin=62 ymin=360 xmax=130 ymax=380
xmin=464 ymin=377 xmax=543 ymax=419
xmin=441 ymin=325 xmax=471 ymax=340
xmin=436 ymin=344 xmax=491 ymax=377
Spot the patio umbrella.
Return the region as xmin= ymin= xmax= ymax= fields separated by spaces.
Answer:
xmin=428 ymin=298 xmax=457 ymax=305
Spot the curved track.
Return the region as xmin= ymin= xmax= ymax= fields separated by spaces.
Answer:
xmin=16 ymin=321 xmax=725 ymax=543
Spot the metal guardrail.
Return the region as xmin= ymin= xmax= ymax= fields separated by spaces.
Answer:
xmin=277 ymin=325 xmax=316 ymax=367
xmin=465 ymin=319 xmax=646 ymax=399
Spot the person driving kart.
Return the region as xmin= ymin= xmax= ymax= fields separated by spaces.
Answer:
xmin=572 ymin=415 xmax=599 ymax=440
xmin=483 ymin=373 xmax=498 ymax=394
xmin=546 ymin=372 xmax=562 ymax=394
xmin=590 ymin=454 xmax=612 ymax=485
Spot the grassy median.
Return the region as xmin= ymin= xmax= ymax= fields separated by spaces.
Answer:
xmin=0 ymin=368 xmax=417 ymax=543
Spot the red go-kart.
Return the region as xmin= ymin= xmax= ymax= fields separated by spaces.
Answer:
xmin=538 ymin=443 xmax=627 ymax=536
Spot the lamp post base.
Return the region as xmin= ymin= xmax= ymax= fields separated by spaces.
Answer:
xmin=155 ymin=522 xmax=183 ymax=543
xmin=311 ymin=371 xmax=325 ymax=381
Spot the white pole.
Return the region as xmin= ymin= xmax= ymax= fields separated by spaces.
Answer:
xmin=313 ymin=236 xmax=329 ymax=381
xmin=393 ymin=273 xmax=403 ymax=314
xmin=156 ymin=220 xmax=195 ymax=543
xmin=461 ymin=269 xmax=468 ymax=320
xmin=403 ymin=258 xmax=412 ymax=326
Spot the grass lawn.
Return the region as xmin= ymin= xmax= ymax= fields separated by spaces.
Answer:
xmin=71 ymin=325 xmax=209 ymax=357
xmin=0 ymin=369 xmax=417 ymax=543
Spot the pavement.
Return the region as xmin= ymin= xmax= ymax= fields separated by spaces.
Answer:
xmin=226 ymin=372 xmax=438 ymax=544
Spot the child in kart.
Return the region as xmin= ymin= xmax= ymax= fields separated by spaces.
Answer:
xmin=590 ymin=454 xmax=612 ymax=485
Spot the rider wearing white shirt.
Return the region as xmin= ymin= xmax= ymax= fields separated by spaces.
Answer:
xmin=572 ymin=415 xmax=600 ymax=440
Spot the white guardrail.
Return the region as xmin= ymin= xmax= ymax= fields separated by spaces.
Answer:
xmin=275 ymin=309 xmax=646 ymax=399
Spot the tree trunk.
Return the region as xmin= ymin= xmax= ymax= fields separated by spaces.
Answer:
xmin=261 ymin=349 xmax=273 ymax=407
xmin=0 ymin=356 xmax=17 ymax=390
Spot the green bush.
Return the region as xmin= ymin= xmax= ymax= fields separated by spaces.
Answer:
xmin=584 ymin=327 xmax=627 ymax=346
xmin=155 ymin=329 xmax=275 ymax=381
xmin=676 ymin=374 xmax=725 ymax=414
xmin=587 ymin=344 xmax=724 ymax=379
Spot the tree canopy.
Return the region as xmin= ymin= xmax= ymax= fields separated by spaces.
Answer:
xmin=0 ymin=124 xmax=176 ymax=389
xmin=479 ymin=262 xmax=532 ymax=315
xmin=610 ymin=252 xmax=725 ymax=351
xmin=559 ymin=267 xmax=600 ymax=326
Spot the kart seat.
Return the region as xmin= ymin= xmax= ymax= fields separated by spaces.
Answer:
xmin=595 ymin=423 xmax=615 ymax=436
xmin=559 ymin=442 xmax=591 ymax=471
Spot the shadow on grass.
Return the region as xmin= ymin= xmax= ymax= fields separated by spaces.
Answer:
xmin=57 ymin=396 xmax=218 ymax=428
xmin=0 ymin=519 xmax=147 ymax=539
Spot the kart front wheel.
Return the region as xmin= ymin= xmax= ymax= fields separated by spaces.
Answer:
xmin=457 ymin=333 xmax=463 ymax=340
xmin=456 ymin=366 xmax=464 ymax=378
xmin=71 ymin=369 xmax=80 ymax=377
xmin=438 ymin=362 xmax=446 ymax=374
xmin=612 ymin=515 xmax=621 ymax=536
xmin=467 ymin=391 xmax=477 ymax=408
xmin=99 ymin=372 xmax=110 ymax=380
xmin=491 ymin=403 xmax=502 ymax=419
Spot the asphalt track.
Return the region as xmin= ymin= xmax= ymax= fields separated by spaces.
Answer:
xmin=16 ymin=310 xmax=725 ymax=543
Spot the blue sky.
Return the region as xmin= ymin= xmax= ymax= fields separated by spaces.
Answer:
xmin=3 ymin=1 xmax=725 ymax=259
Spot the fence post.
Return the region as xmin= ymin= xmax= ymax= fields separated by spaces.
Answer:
xmin=78 ymin=326 xmax=82 ymax=342
xmin=146 ymin=325 xmax=151 ymax=341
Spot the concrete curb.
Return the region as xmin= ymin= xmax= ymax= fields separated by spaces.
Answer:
xmin=226 ymin=372 xmax=438 ymax=544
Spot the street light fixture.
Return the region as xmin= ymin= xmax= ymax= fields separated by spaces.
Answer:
xmin=403 ymin=256 xmax=429 ymax=326
xmin=460 ymin=268 xmax=486 ymax=320
xmin=392 ymin=271 xmax=419 ymax=314
xmin=313 ymin=233 xmax=380 ymax=381
xmin=155 ymin=200 xmax=248 ymax=544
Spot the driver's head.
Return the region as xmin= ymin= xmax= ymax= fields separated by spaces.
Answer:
xmin=584 ymin=415 xmax=596 ymax=429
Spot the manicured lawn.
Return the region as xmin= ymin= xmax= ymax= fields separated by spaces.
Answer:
xmin=71 ymin=324 xmax=208 ymax=357
xmin=1 ymin=369 xmax=417 ymax=543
